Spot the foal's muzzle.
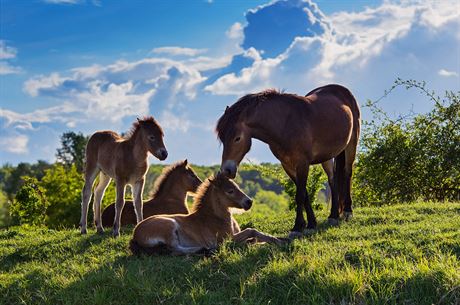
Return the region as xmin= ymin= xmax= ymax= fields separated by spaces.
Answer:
xmin=156 ymin=148 xmax=168 ymax=161
xmin=221 ymin=160 xmax=237 ymax=179
xmin=242 ymin=198 xmax=253 ymax=211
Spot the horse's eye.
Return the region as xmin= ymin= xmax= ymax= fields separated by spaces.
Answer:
xmin=148 ymin=135 xmax=155 ymax=141
xmin=234 ymin=136 xmax=241 ymax=143
xmin=227 ymin=189 xmax=234 ymax=194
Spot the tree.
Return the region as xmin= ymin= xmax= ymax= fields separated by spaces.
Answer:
xmin=56 ymin=132 xmax=88 ymax=172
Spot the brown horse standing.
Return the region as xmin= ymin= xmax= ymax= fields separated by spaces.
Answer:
xmin=130 ymin=172 xmax=283 ymax=255
xmin=216 ymin=84 xmax=360 ymax=237
xmin=80 ymin=116 xmax=168 ymax=237
xmin=101 ymin=159 xmax=202 ymax=227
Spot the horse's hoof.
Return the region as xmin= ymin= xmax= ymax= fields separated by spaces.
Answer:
xmin=328 ymin=218 xmax=339 ymax=226
xmin=303 ymin=228 xmax=316 ymax=235
xmin=344 ymin=212 xmax=353 ymax=221
xmin=80 ymin=227 xmax=87 ymax=235
xmin=288 ymin=231 xmax=303 ymax=240
xmin=112 ymin=230 xmax=120 ymax=238
xmin=96 ymin=227 xmax=105 ymax=234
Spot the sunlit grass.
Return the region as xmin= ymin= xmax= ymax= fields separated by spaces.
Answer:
xmin=1 ymin=202 xmax=459 ymax=305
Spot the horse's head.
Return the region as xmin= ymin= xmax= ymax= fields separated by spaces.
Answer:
xmin=216 ymin=107 xmax=252 ymax=178
xmin=176 ymin=159 xmax=202 ymax=193
xmin=137 ymin=117 xmax=168 ymax=160
xmin=210 ymin=171 xmax=253 ymax=211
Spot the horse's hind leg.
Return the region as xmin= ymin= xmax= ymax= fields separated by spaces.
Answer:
xmin=93 ymin=172 xmax=111 ymax=234
xmin=322 ymin=159 xmax=340 ymax=226
xmin=113 ymin=181 xmax=126 ymax=237
xmin=343 ymin=138 xmax=358 ymax=221
xmin=80 ymin=164 xmax=99 ymax=234
xmin=132 ymin=178 xmax=145 ymax=223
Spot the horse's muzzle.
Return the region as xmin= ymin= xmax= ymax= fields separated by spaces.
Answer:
xmin=156 ymin=148 xmax=168 ymax=161
xmin=221 ymin=160 xmax=237 ymax=179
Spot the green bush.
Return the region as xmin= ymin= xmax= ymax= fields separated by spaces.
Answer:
xmin=10 ymin=177 xmax=48 ymax=226
xmin=353 ymin=79 xmax=460 ymax=205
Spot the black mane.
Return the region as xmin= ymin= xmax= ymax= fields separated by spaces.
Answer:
xmin=215 ymin=89 xmax=286 ymax=143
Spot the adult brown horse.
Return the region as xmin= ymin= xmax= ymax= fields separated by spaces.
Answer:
xmin=80 ymin=116 xmax=168 ymax=237
xmin=216 ymin=84 xmax=360 ymax=237
xmin=101 ymin=159 xmax=202 ymax=227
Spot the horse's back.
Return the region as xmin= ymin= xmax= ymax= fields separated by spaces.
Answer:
xmin=306 ymin=84 xmax=360 ymax=116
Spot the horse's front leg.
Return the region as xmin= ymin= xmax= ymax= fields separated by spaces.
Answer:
xmin=132 ymin=178 xmax=145 ymax=224
xmin=93 ymin=172 xmax=111 ymax=234
xmin=80 ymin=166 xmax=99 ymax=234
xmin=113 ymin=181 xmax=126 ymax=237
xmin=233 ymin=228 xmax=284 ymax=246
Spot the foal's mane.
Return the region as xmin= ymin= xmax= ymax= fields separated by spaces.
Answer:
xmin=124 ymin=116 xmax=162 ymax=140
xmin=190 ymin=178 xmax=212 ymax=213
xmin=215 ymin=89 xmax=296 ymax=143
xmin=150 ymin=160 xmax=186 ymax=197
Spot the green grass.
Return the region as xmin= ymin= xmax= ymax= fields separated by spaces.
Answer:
xmin=1 ymin=202 xmax=459 ymax=305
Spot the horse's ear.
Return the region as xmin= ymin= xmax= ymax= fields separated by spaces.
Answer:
xmin=225 ymin=106 xmax=229 ymax=113
xmin=184 ymin=159 xmax=188 ymax=166
xmin=137 ymin=117 xmax=141 ymax=123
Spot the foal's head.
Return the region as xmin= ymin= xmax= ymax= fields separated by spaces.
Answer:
xmin=134 ymin=117 xmax=168 ymax=160
xmin=172 ymin=159 xmax=202 ymax=194
xmin=209 ymin=172 xmax=253 ymax=211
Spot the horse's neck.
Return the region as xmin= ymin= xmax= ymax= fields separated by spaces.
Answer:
xmin=247 ymin=105 xmax=282 ymax=144
xmin=193 ymin=188 xmax=231 ymax=224
xmin=154 ymin=176 xmax=188 ymax=203
xmin=125 ymin=130 xmax=148 ymax=161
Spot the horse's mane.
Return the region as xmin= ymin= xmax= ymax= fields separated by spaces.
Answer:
xmin=190 ymin=178 xmax=212 ymax=213
xmin=215 ymin=89 xmax=292 ymax=143
xmin=150 ymin=160 xmax=186 ymax=197
xmin=124 ymin=116 xmax=162 ymax=140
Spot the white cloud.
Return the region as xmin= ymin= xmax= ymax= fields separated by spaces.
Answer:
xmin=159 ymin=110 xmax=191 ymax=132
xmin=205 ymin=0 xmax=460 ymax=95
xmin=42 ymin=0 xmax=81 ymax=4
xmin=0 ymin=41 xmax=17 ymax=59
xmin=0 ymin=41 xmax=22 ymax=75
xmin=0 ymin=134 xmax=29 ymax=154
xmin=226 ymin=22 xmax=244 ymax=40
xmin=151 ymin=46 xmax=207 ymax=57
xmin=438 ymin=69 xmax=458 ymax=77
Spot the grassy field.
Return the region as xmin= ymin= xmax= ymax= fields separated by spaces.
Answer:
xmin=1 ymin=202 xmax=459 ymax=305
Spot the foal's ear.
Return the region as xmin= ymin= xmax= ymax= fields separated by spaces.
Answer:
xmin=137 ymin=117 xmax=141 ymax=123
xmin=184 ymin=159 xmax=188 ymax=166
xmin=225 ymin=106 xmax=229 ymax=113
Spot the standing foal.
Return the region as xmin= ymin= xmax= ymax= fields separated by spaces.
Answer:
xmin=80 ymin=116 xmax=167 ymax=237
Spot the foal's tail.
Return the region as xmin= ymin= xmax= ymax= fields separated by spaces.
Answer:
xmin=129 ymin=239 xmax=172 ymax=256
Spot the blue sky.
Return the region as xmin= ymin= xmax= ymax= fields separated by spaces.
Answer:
xmin=1 ymin=0 xmax=459 ymax=165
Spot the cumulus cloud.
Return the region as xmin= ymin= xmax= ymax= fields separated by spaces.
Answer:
xmin=206 ymin=0 xmax=460 ymax=95
xmin=0 ymin=41 xmax=22 ymax=75
xmin=0 ymin=134 xmax=29 ymax=154
xmin=226 ymin=22 xmax=244 ymax=40
xmin=151 ymin=47 xmax=208 ymax=57
xmin=438 ymin=69 xmax=458 ymax=77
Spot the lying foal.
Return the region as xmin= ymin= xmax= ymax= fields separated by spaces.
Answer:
xmin=101 ymin=159 xmax=202 ymax=228
xmin=130 ymin=172 xmax=283 ymax=255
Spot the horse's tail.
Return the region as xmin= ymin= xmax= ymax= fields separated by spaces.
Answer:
xmin=129 ymin=239 xmax=173 ymax=256
xmin=335 ymin=151 xmax=346 ymax=214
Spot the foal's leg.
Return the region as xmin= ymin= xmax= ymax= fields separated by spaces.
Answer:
xmin=113 ymin=181 xmax=126 ymax=237
xmin=93 ymin=172 xmax=111 ymax=234
xmin=233 ymin=228 xmax=284 ymax=246
xmin=80 ymin=165 xmax=99 ymax=234
xmin=132 ymin=178 xmax=145 ymax=224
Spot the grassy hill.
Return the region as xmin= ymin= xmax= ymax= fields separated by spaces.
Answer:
xmin=1 ymin=202 xmax=459 ymax=305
